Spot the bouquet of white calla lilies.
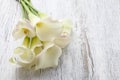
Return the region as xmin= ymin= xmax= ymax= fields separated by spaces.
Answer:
xmin=10 ymin=0 xmax=72 ymax=70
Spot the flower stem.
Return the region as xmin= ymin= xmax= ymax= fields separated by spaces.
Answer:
xmin=23 ymin=0 xmax=47 ymax=18
xmin=20 ymin=0 xmax=47 ymax=19
xmin=20 ymin=0 xmax=31 ymax=14
xmin=24 ymin=0 xmax=38 ymax=13
xmin=23 ymin=0 xmax=41 ymax=17
xmin=21 ymin=3 xmax=28 ymax=19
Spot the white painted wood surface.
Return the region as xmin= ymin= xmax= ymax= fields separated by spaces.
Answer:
xmin=0 ymin=0 xmax=120 ymax=80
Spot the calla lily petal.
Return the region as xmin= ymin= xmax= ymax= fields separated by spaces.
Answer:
xmin=54 ymin=19 xmax=72 ymax=48
xmin=10 ymin=36 xmax=35 ymax=68
xmin=14 ymin=47 xmax=35 ymax=63
xmin=36 ymin=17 xmax=62 ymax=41
xmin=35 ymin=42 xmax=62 ymax=70
xmin=54 ymin=36 xmax=70 ymax=48
xmin=12 ymin=20 xmax=36 ymax=40
xmin=10 ymin=46 xmax=35 ymax=68
xmin=22 ymin=36 xmax=30 ymax=48
xmin=61 ymin=19 xmax=72 ymax=36
xmin=30 ymin=36 xmax=43 ymax=55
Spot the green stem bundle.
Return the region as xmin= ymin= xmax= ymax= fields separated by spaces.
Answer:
xmin=20 ymin=0 xmax=41 ymax=19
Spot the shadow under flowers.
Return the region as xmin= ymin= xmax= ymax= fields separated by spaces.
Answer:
xmin=16 ymin=64 xmax=62 ymax=80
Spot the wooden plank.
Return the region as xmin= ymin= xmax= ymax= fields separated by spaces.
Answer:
xmin=0 ymin=0 xmax=120 ymax=80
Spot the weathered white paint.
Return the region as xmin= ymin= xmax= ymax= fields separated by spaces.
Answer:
xmin=0 ymin=0 xmax=120 ymax=80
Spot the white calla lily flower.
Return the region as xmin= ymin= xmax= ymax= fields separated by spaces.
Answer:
xmin=35 ymin=17 xmax=63 ymax=41
xmin=54 ymin=36 xmax=70 ymax=48
xmin=10 ymin=36 xmax=35 ymax=67
xmin=14 ymin=47 xmax=35 ymax=63
xmin=10 ymin=47 xmax=35 ymax=67
xmin=35 ymin=42 xmax=62 ymax=70
xmin=54 ymin=19 xmax=73 ymax=48
xmin=30 ymin=36 xmax=43 ymax=55
xmin=12 ymin=20 xmax=36 ymax=40
xmin=61 ymin=19 xmax=72 ymax=36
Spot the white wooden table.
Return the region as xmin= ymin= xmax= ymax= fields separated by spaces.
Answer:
xmin=0 ymin=0 xmax=120 ymax=80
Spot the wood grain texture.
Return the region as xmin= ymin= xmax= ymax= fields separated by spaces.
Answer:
xmin=0 ymin=0 xmax=120 ymax=80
